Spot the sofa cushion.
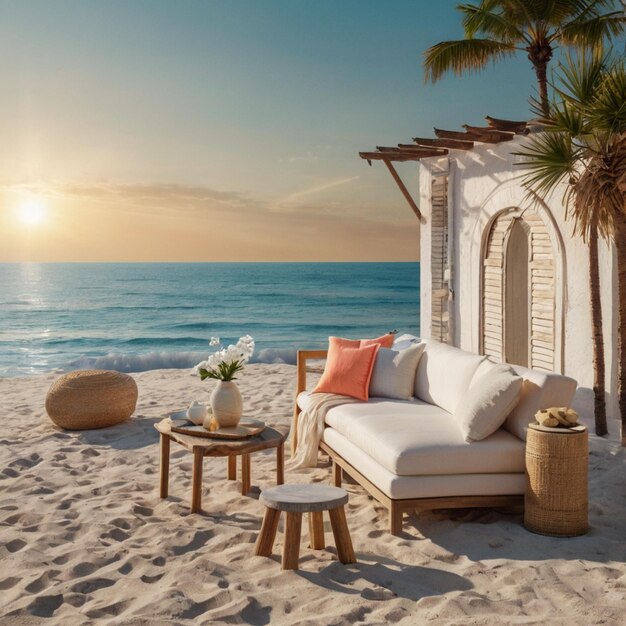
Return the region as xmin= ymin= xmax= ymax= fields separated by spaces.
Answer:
xmin=455 ymin=364 xmax=523 ymax=442
xmin=414 ymin=340 xmax=486 ymax=414
xmin=503 ymin=364 xmax=578 ymax=440
xmin=322 ymin=428 xmax=526 ymax=499
xmin=323 ymin=398 xmax=525 ymax=476
xmin=313 ymin=339 xmax=379 ymax=401
xmin=369 ymin=344 xmax=425 ymax=400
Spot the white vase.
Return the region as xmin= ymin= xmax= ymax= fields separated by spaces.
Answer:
xmin=210 ymin=380 xmax=243 ymax=428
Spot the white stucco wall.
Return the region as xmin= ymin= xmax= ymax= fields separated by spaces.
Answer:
xmin=418 ymin=137 xmax=619 ymax=425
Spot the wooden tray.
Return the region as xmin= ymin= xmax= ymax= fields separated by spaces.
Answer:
xmin=528 ymin=423 xmax=586 ymax=434
xmin=168 ymin=415 xmax=266 ymax=440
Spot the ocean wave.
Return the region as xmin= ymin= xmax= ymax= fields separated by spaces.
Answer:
xmin=67 ymin=347 xmax=298 ymax=373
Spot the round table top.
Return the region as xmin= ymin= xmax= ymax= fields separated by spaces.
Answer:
xmin=528 ymin=423 xmax=587 ymax=435
xmin=259 ymin=483 xmax=348 ymax=512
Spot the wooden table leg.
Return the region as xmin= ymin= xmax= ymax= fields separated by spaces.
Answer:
xmin=191 ymin=447 xmax=204 ymax=513
xmin=227 ymin=455 xmax=237 ymax=480
xmin=282 ymin=511 xmax=302 ymax=570
xmin=332 ymin=460 xmax=342 ymax=487
xmin=241 ymin=453 xmax=251 ymax=495
xmin=308 ymin=511 xmax=325 ymax=550
xmin=328 ymin=506 xmax=356 ymax=564
xmin=254 ymin=508 xmax=281 ymax=557
xmin=159 ymin=433 xmax=170 ymax=498
xmin=276 ymin=443 xmax=284 ymax=485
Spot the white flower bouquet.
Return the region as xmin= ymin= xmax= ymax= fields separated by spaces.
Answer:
xmin=194 ymin=335 xmax=255 ymax=382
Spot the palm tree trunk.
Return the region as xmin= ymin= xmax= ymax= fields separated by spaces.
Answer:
xmin=527 ymin=41 xmax=552 ymax=118
xmin=534 ymin=60 xmax=550 ymax=117
xmin=615 ymin=214 xmax=626 ymax=446
xmin=589 ymin=225 xmax=607 ymax=436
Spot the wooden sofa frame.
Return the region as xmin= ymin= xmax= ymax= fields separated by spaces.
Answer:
xmin=294 ymin=349 xmax=524 ymax=536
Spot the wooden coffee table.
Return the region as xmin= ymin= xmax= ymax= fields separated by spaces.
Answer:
xmin=155 ymin=418 xmax=286 ymax=513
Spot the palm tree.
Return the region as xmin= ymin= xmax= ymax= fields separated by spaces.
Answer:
xmin=516 ymin=53 xmax=626 ymax=443
xmin=589 ymin=224 xmax=608 ymax=436
xmin=423 ymin=0 xmax=625 ymax=116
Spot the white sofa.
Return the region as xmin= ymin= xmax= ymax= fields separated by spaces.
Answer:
xmin=294 ymin=338 xmax=577 ymax=535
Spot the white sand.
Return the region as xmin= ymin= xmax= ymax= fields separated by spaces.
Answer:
xmin=1 ymin=364 xmax=625 ymax=625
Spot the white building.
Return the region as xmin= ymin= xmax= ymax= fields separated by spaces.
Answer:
xmin=361 ymin=118 xmax=618 ymax=424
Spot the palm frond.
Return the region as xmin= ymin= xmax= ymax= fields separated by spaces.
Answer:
xmin=568 ymin=152 xmax=624 ymax=240
xmin=545 ymin=0 xmax=619 ymax=26
xmin=587 ymin=61 xmax=626 ymax=134
xmin=515 ymin=131 xmax=581 ymax=197
xmin=553 ymin=51 xmax=606 ymax=106
xmin=458 ymin=3 xmax=525 ymax=41
xmin=557 ymin=12 xmax=626 ymax=47
xmin=551 ymin=100 xmax=589 ymax=135
xmin=500 ymin=0 xmax=543 ymax=23
xmin=423 ymin=38 xmax=517 ymax=82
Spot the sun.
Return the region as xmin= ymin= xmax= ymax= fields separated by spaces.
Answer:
xmin=18 ymin=202 xmax=48 ymax=227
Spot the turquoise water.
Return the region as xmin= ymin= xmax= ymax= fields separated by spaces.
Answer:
xmin=0 ymin=262 xmax=420 ymax=377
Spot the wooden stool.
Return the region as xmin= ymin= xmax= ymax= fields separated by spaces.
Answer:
xmin=254 ymin=484 xmax=356 ymax=570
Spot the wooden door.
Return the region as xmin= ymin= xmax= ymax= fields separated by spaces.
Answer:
xmin=504 ymin=219 xmax=530 ymax=367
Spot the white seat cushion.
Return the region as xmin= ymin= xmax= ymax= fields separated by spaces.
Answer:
xmin=414 ymin=340 xmax=486 ymax=414
xmin=297 ymin=390 xmax=315 ymax=412
xmin=322 ymin=398 xmax=525 ymax=476
xmin=322 ymin=428 xmax=525 ymax=499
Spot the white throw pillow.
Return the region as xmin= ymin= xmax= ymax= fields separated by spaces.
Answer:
xmin=392 ymin=333 xmax=421 ymax=351
xmin=414 ymin=340 xmax=486 ymax=414
xmin=369 ymin=343 xmax=425 ymax=400
xmin=455 ymin=364 xmax=523 ymax=442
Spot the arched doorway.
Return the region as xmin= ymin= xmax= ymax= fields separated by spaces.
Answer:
xmin=481 ymin=208 xmax=557 ymax=371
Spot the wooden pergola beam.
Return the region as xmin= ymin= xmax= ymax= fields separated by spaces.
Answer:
xmin=486 ymin=116 xmax=528 ymax=133
xmin=382 ymin=159 xmax=425 ymax=223
xmin=409 ymin=137 xmax=474 ymax=150
xmin=434 ymin=128 xmax=510 ymax=144
xmin=360 ymin=148 xmax=448 ymax=161
xmin=462 ymin=125 xmax=515 ymax=142
xmin=359 ymin=152 xmax=417 ymax=163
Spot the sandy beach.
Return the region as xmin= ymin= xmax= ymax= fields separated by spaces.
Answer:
xmin=1 ymin=363 xmax=625 ymax=625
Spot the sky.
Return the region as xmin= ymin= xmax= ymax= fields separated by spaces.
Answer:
xmin=0 ymin=0 xmax=541 ymax=262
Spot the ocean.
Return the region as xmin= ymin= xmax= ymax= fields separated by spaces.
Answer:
xmin=0 ymin=262 xmax=420 ymax=377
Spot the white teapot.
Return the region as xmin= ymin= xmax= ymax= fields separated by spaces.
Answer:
xmin=186 ymin=400 xmax=208 ymax=425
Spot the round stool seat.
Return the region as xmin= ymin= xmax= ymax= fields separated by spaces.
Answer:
xmin=46 ymin=369 xmax=138 ymax=430
xmin=260 ymin=484 xmax=348 ymax=513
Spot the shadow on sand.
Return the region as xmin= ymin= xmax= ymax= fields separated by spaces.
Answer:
xmin=401 ymin=506 xmax=622 ymax=565
xmin=296 ymin=553 xmax=472 ymax=601
xmin=77 ymin=414 xmax=161 ymax=450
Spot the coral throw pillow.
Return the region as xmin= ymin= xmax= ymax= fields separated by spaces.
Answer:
xmin=331 ymin=334 xmax=395 ymax=350
xmin=361 ymin=333 xmax=395 ymax=349
xmin=313 ymin=339 xmax=380 ymax=401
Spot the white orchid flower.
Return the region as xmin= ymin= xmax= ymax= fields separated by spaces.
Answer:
xmin=194 ymin=335 xmax=255 ymax=380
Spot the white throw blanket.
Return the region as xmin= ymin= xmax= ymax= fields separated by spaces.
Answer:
xmin=289 ymin=393 xmax=357 ymax=469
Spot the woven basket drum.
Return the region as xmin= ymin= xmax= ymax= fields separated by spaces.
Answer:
xmin=524 ymin=424 xmax=589 ymax=537
xmin=46 ymin=370 xmax=138 ymax=430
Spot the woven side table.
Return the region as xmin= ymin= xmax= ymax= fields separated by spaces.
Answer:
xmin=524 ymin=423 xmax=589 ymax=537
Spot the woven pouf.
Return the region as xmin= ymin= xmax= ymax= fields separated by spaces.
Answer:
xmin=524 ymin=423 xmax=589 ymax=537
xmin=46 ymin=370 xmax=138 ymax=430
